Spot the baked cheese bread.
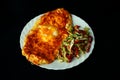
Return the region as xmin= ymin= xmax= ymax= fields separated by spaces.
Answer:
xmin=22 ymin=8 xmax=73 ymax=65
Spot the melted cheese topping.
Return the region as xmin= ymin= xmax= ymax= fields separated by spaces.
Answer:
xmin=23 ymin=25 xmax=68 ymax=64
xmin=22 ymin=8 xmax=71 ymax=65
xmin=38 ymin=25 xmax=58 ymax=42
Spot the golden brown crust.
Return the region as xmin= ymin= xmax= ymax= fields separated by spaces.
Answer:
xmin=39 ymin=8 xmax=72 ymax=29
xmin=22 ymin=8 xmax=72 ymax=65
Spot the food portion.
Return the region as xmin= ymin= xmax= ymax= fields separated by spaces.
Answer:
xmin=22 ymin=8 xmax=73 ymax=65
xmin=39 ymin=8 xmax=72 ymax=29
xmin=21 ymin=8 xmax=93 ymax=66
xmin=57 ymin=25 xmax=93 ymax=62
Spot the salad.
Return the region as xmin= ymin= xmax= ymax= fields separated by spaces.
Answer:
xmin=57 ymin=25 xmax=93 ymax=62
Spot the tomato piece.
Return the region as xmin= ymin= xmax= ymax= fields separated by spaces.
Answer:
xmin=74 ymin=39 xmax=80 ymax=44
xmin=72 ymin=46 xmax=79 ymax=57
xmin=88 ymin=36 xmax=93 ymax=43
xmin=79 ymin=30 xmax=86 ymax=35
xmin=74 ymin=25 xmax=80 ymax=32
xmin=74 ymin=39 xmax=85 ymax=44
xmin=66 ymin=54 xmax=73 ymax=62
xmin=75 ymin=47 xmax=79 ymax=57
xmin=85 ymin=43 xmax=91 ymax=52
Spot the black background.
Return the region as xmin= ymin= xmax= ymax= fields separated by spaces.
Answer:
xmin=1 ymin=0 xmax=119 ymax=80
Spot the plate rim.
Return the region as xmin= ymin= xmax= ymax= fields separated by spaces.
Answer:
xmin=20 ymin=14 xmax=95 ymax=70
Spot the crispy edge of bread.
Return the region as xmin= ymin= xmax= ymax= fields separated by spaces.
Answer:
xmin=22 ymin=49 xmax=49 ymax=65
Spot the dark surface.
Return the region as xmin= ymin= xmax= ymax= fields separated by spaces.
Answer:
xmin=1 ymin=0 xmax=119 ymax=80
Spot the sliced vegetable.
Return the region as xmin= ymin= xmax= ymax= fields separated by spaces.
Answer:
xmin=88 ymin=36 xmax=93 ymax=43
xmin=57 ymin=25 xmax=93 ymax=63
xmin=74 ymin=25 xmax=80 ymax=32
xmin=85 ymin=43 xmax=91 ymax=52
xmin=66 ymin=54 xmax=73 ymax=62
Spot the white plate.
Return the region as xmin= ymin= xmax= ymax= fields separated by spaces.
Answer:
xmin=20 ymin=14 xmax=95 ymax=70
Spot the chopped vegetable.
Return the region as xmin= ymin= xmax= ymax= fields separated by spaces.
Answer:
xmin=57 ymin=25 xmax=93 ymax=63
